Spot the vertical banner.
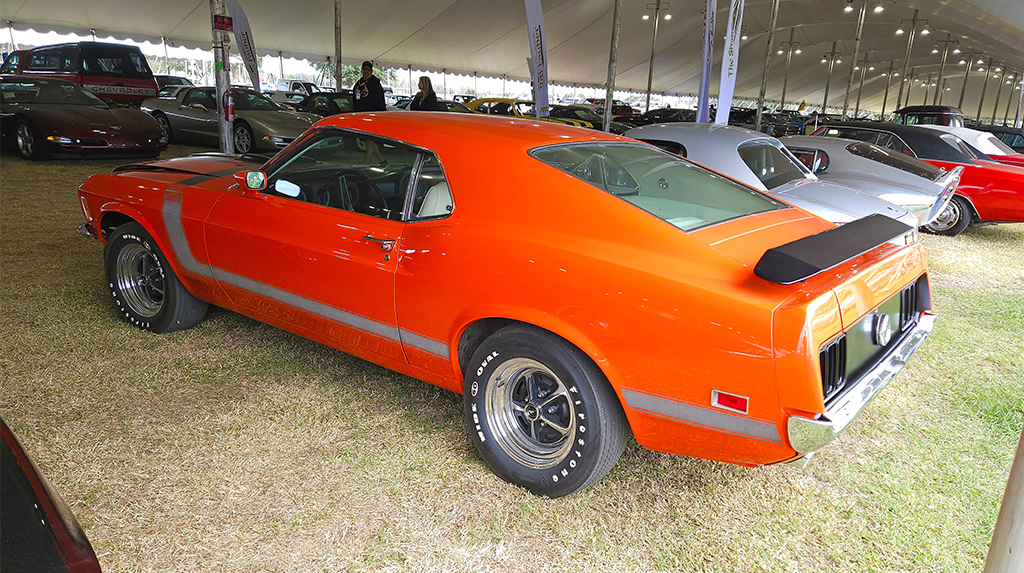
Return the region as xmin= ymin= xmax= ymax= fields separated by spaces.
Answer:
xmin=225 ymin=0 xmax=259 ymax=91
xmin=524 ymin=0 xmax=549 ymax=118
xmin=714 ymin=0 xmax=745 ymax=125
xmin=696 ymin=0 xmax=717 ymax=123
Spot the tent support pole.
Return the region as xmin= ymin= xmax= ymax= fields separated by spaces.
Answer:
xmin=976 ymin=57 xmax=992 ymax=123
xmin=958 ymin=49 xmax=974 ymax=110
xmin=932 ymin=33 xmax=951 ymax=105
xmin=841 ymin=0 xmax=866 ymax=119
xmin=602 ymin=0 xmax=623 ymax=132
xmin=209 ymin=0 xmax=233 ymax=154
xmin=983 ymin=426 xmax=1024 ymax=573
xmin=334 ymin=0 xmax=343 ymax=90
xmin=755 ymin=0 xmax=781 ymax=132
xmin=645 ymin=0 xmax=664 ymax=113
xmin=991 ymin=65 xmax=1004 ymax=125
xmin=780 ymin=29 xmax=795 ymax=111
xmin=880 ymin=60 xmax=895 ymax=118
xmin=895 ymin=9 xmax=918 ymax=112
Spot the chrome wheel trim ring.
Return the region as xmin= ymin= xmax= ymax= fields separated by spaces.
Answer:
xmin=156 ymin=115 xmax=170 ymax=136
xmin=16 ymin=123 xmax=34 ymax=157
xmin=926 ymin=200 xmax=961 ymax=232
xmin=484 ymin=357 xmax=576 ymax=469
xmin=115 ymin=243 xmax=165 ymax=318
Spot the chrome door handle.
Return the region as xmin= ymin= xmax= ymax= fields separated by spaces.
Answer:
xmin=363 ymin=235 xmax=396 ymax=251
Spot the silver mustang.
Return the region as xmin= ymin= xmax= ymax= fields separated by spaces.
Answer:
xmin=780 ymin=135 xmax=961 ymax=226
xmin=625 ymin=122 xmax=920 ymax=229
xmin=141 ymin=87 xmax=319 ymax=154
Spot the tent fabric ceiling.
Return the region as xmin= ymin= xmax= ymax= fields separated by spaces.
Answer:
xmin=2 ymin=0 xmax=1022 ymax=115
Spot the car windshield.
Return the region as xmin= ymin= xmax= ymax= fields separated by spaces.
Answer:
xmin=736 ymin=143 xmax=808 ymax=189
xmin=532 ymin=143 xmax=785 ymax=232
xmin=0 ymin=79 xmax=106 ymax=106
xmin=443 ymin=101 xmax=473 ymax=113
xmin=845 ymin=141 xmax=943 ymax=180
xmin=230 ymin=90 xmax=282 ymax=111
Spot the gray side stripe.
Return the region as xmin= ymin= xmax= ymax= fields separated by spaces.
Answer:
xmin=160 ymin=193 xmax=443 ymax=352
xmin=621 ymin=388 xmax=782 ymax=444
xmin=399 ymin=330 xmax=449 ymax=358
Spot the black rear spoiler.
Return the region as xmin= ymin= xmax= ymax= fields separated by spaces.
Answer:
xmin=754 ymin=214 xmax=913 ymax=285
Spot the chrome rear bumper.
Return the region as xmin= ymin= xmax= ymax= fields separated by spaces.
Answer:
xmin=787 ymin=312 xmax=935 ymax=454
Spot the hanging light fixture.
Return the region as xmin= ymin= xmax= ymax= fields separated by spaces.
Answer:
xmin=777 ymin=49 xmax=784 ymax=55
xmin=995 ymin=66 xmax=1002 ymax=72
xmin=664 ymin=11 xmax=672 ymax=20
xmin=931 ymin=47 xmax=939 ymax=54
xmin=869 ymin=65 xmax=875 ymax=71
xmin=920 ymin=27 xmax=930 ymax=35
xmin=959 ymin=59 xmax=967 ymax=65
xmin=952 ymin=47 xmax=961 ymax=54
xmin=844 ymin=2 xmax=854 ymax=12
xmin=895 ymin=27 xmax=904 ymax=35
xmin=795 ymin=48 xmax=802 ymax=54
xmin=977 ymin=58 xmax=985 ymax=64
xmin=874 ymin=4 xmax=884 ymax=12
xmin=821 ymin=57 xmax=828 ymax=63
xmin=642 ymin=12 xmax=650 ymax=20
xmin=836 ymin=58 xmax=842 ymax=64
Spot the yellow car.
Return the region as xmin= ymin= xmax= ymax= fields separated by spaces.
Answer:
xmin=465 ymin=97 xmax=592 ymax=128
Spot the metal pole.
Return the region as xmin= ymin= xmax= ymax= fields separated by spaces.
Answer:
xmin=603 ymin=0 xmax=623 ymax=133
xmin=822 ymin=42 xmax=838 ymax=112
xmin=503 ymin=74 xmax=506 ymax=97
xmin=881 ymin=60 xmax=896 ymax=118
xmin=923 ymin=73 xmax=932 ymax=104
xmin=983 ymin=426 xmax=1024 ymax=573
xmin=645 ymin=0 xmax=663 ymax=113
xmin=780 ymin=29 xmax=795 ymax=110
xmin=854 ymin=57 xmax=868 ymax=117
xmin=278 ymin=51 xmax=284 ymax=82
xmin=1015 ymin=73 xmax=1023 ymax=128
xmin=896 ymin=9 xmax=919 ymax=113
xmin=443 ymin=68 xmax=447 ymax=99
xmin=939 ymin=78 xmax=947 ymax=105
xmin=958 ymin=49 xmax=974 ymax=110
xmin=842 ymin=0 xmax=867 ymax=119
xmin=334 ymin=0 xmax=344 ymax=90
xmin=755 ymin=0 xmax=781 ymax=132
xmin=933 ymin=33 xmax=951 ymax=105
xmin=6 ymin=21 xmax=15 ymax=50
xmin=163 ymin=37 xmax=169 ymax=75
xmin=1003 ymin=74 xmax=1014 ymax=126
xmin=976 ymin=57 xmax=992 ymax=123
xmin=991 ymin=66 xmax=1004 ymax=125
xmin=209 ymin=0 xmax=233 ymax=153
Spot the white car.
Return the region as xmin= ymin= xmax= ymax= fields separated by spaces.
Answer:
xmin=780 ymin=135 xmax=962 ymax=226
xmin=917 ymin=124 xmax=1023 ymax=161
xmin=625 ymin=123 xmax=920 ymax=230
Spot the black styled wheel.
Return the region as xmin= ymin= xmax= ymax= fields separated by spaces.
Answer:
xmin=104 ymin=222 xmax=208 ymax=333
xmin=153 ymin=113 xmax=173 ymax=142
xmin=464 ymin=325 xmax=628 ymax=498
xmin=233 ymin=122 xmax=255 ymax=154
xmin=923 ymin=195 xmax=972 ymax=236
xmin=15 ymin=119 xmax=41 ymax=160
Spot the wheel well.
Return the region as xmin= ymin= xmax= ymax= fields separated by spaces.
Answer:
xmin=954 ymin=193 xmax=980 ymax=220
xmin=99 ymin=211 xmax=135 ymax=240
xmin=457 ymin=318 xmax=513 ymax=376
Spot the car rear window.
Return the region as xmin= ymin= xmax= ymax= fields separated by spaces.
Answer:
xmin=845 ymin=141 xmax=942 ymax=180
xmin=80 ymin=45 xmax=152 ymax=79
xmin=736 ymin=143 xmax=807 ymax=189
xmin=532 ymin=143 xmax=785 ymax=232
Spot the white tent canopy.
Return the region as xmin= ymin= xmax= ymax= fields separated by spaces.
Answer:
xmin=2 ymin=0 xmax=1022 ymax=116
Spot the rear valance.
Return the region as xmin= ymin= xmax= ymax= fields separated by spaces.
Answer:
xmin=754 ymin=214 xmax=912 ymax=285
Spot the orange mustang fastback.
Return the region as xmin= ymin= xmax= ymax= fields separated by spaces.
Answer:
xmin=78 ymin=113 xmax=934 ymax=497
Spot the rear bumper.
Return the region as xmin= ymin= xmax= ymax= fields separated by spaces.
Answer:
xmin=787 ymin=312 xmax=935 ymax=454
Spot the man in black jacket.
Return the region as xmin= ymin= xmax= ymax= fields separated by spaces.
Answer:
xmin=353 ymin=60 xmax=386 ymax=112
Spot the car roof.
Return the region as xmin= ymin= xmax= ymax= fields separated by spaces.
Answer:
xmin=626 ymin=122 xmax=774 ymax=147
xmin=309 ymin=112 xmax=621 ymax=155
xmin=813 ymin=121 xmax=975 ymax=161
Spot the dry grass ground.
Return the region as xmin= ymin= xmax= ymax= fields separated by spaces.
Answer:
xmin=1 ymin=145 xmax=1021 ymax=572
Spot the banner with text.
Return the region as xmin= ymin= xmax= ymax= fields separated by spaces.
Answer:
xmin=524 ymin=0 xmax=549 ymax=118
xmin=696 ymin=0 xmax=717 ymax=123
xmin=226 ymin=0 xmax=259 ymax=91
xmin=714 ymin=0 xmax=745 ymax=124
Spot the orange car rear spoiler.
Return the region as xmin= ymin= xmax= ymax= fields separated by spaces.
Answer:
xmin=754 ymin=214 xmax=913 ymax=285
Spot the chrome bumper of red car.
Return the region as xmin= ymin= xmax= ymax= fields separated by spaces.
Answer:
xmin=786 ymin=312 xmax=935 ymax=456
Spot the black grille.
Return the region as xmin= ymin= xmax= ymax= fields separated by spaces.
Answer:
xmin=900 ymin=280 xmax=919 ymax=331
xmin=820 ymin=335 xmax=847 ymax=402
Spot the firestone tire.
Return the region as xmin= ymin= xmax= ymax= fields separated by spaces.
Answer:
xmin=923 ymin=195 xmax=972 ymax=236
xmin=464 ymin=324 xmax=628 ymax=498
xmin=104 ymin=222 xmax=207 ymax=334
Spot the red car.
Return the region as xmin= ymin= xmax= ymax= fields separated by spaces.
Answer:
xmin=1 ymin=76 xmax=166 ymax=160
xmin=1 ymin=42 xmax=158 ymax=106
xmin=812 ymin=122 xmax=1024 ymax=236
xmin=78 ymin=113 xmax=933 ymax=497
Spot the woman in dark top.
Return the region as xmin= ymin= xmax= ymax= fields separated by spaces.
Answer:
xmin=410 ymin=76 xmax=439 ymax=111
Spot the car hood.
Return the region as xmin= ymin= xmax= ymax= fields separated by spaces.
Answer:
xmin=22 ymin=105 xmax=161 ymax=137
xmin=240 ymin=110 xmax=319 ymax=136
xmin=771 ymin=178 xmax=916 ymax=227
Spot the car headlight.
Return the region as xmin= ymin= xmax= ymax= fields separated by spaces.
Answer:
xmin=46 ymin=136 xmax=74 ymax=144
xmin=263 ymin=135 xmax=286 ymax=144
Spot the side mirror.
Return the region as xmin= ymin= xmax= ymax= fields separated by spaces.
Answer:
xmin=234 ymin=170 xmax=266 ymax=191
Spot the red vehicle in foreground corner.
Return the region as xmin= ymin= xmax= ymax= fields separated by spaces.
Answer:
xmin=812 ymin=122 xmax=1024 ymax=236
xmin=78 ymin=113 xmax=933 ymax=497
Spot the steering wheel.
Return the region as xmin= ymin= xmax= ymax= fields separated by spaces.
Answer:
xmin=337 ymin=171 xmax=389 ymax=216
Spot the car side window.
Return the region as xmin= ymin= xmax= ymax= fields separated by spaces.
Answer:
xmin=266 ymin=131 xmax=420 ymax=221
xmin=639 ymin=139 xmax=687 ymax=158
xmin=0 ymin=53 xmax=19 ymax=74
xmin=184 ymin=89 xmax=214 ymax=109
xmin=410 ymin=154 xmax=453 ymax=220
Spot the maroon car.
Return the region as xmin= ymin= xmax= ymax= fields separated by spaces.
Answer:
xmin=1 ymin=75 xmax=166 ymax=160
